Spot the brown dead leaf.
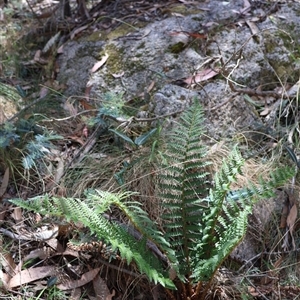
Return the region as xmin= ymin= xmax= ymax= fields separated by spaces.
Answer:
xmin=71 ymin=25 xmax=89 ymax=40
xmin=46 ymin=236 xmax=63 ymax=252
xmin=260 ymin=107 xmax=270 ymax=116
xmin=57 ymin=45 xmax=64 ymax=54
xmin=93 ymin=273 xmax=115 ymax=300
xmin=39 ymin=86 xmax=49 ymax=99
xmin=245 ymin=20 xmax=260 ymax=36
xmin=8 ymin=266 xmax=56 ymax=288
xmin=84 ymin=84 xmax=93 ymax=102
xmin=280 ymin=199 xmax=289 ymax=228
xmin=184 ymin=32 xmax=207 ymax=39
xmin=169 ymin=31 xmax=206 ymax=39
xmin=11 ymin=207 xmax=22 ymax=223
xmin=0 ymin=167 xmax=9 ymax=198
xmin=34 ymin=50 xmax=41 ymax=62
xmin=79 ymin=99 xmax=95 ymax=110
xmin=24 ymin=247 xmax=54 ymax=262
xmin=147 ymin=80 xmax=155 ymax=93
xmin=0 ymin=107 xmax=6 ymax=124
xmin=90 ymin=53 xmax=109 ymax=73
xmin=71 ymin=287 xmax=82 ymax=300
xmin=287 ymin=204 xmax=297 ymax=233
xmin=184 ymin=69 xmax=219 ymax=85
xmin=1 ymin=252 xmax=16 ymax=278
xmin=33 ymin=54 xmax=48 ymax=65
xmin=68 ymin=136 xmax=85 ymax=146
xmin=54 ymin=158 xmax=64 ymax=184
xmin=82 ymin=125 xmax=88 ymax=138
xmin=57 ymin=267 xmax=101 ymax=290
xmin=60 ymin=247 xmax=91 ymax=260
xmin=241 ymin=0 xmax=251 ymax=14
xmin=111 ymin=71 xmax=124 ymax=78
xmin=0 ymin=269 xmax=10 ymax=289
xmin=63 ymin=99 xmax=78 ymax=116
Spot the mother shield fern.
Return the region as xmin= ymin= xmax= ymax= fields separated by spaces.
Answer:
xmin=160 ymin=99 xmax=295 ymax=297
xmin=10 ymin=100 xmax=295 ymax=298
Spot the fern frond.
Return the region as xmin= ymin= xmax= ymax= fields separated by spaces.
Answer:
xmin=10 ymin=191 xmax=175 ymax=288
xmin=159 ymin=97 xmax=295 ymax=286
xmin=191 ymin=150 xmax=295 ymax=282
xmin=160 ymin=99 xmax=211 ymax=275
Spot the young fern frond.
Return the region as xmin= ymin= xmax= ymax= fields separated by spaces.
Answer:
xmin=10 ymin=191 xmax=176 ymax=288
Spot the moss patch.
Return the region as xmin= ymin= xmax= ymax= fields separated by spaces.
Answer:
xmin=102 ymin=44 xmax=124 ymax=74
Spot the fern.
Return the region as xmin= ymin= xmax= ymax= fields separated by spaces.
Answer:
xmin=9 ymin=100 xmax=295 ymax=297
xmin=159 ymin=99 xmax=211 ymax=276
xmin=10 ymin=190 xmax=176 ymax=288
xmin=159 ymin=99 xmax=295 ymax=295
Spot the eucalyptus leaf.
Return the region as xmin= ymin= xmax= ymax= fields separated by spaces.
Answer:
xmin=134 ymin=128 xmax=157 ymax=146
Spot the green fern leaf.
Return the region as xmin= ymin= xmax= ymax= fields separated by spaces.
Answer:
xmin=10 ymin=190 xmax=175 ymax=288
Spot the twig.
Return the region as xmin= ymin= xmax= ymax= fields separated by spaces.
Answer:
xmin=43 ymin=108 xmax=186 ymax=123
xmin=64 ymin=123 xmax=107 ymax=170
xmin=206 ymin=94 xmax=237 ymax=111
xmin=95 ymin=256 xmax=142 ymax=278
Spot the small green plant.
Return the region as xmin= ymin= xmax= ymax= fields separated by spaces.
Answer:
xmin=22 ymin=132 xmax=63 ymax=169
xmin=88 ymin=91 xmax=129 ymax=128
xmin=110 ymin=127 xmax=157 ymax=148
xmin=10 ymin=100 xmax=295 ymax=297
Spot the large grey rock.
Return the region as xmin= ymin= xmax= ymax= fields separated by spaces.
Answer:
xmin=57 ymin=0 xmax=300 ymax=140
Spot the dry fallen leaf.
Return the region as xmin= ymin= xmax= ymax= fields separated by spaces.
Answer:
xmin=8 ymin=266 xmax=56 ymax=288
xmin=287 ymin=204 xmax=297 ymax=234
xmin=1 ymin=251 xmax=16 ymax=278
xmin=169 ymin=31 xmax=207 ymax=39
xmin=84 ymin=83 xmax=93 ymax=102
xmin=57 ymin=267 xmax=101 ymax=290
xmin=11 ymin=207 xmax=22 ymax=223
xmin=0 ymin=167 xmax=9 ymax=198
xmin=90 ymin=53 xmax=109 ymax=73
xmin=111 ymin=71 xmax=124 ymax=78
xmin=57 ymin=45 xmax=64 ymax=54
xmin=282 ymin=190 xmax=298 ymax=250
xmin=280 ymin=197 xmax=289 ymax=228
xmin=93 ymin=273 xmax=115 ymax=300
xmin=23 ymin=247 xmax=54 ymax=262
xmin=0 ymin=270 xmax=10 ymax=290
xmin=33 ymin=50 xmax=41 ymax=62
xmin=260 ymin=107 xmax=270 ymax=116
xmin=79 ymin=99 xmax=95 ymax=110
xmin=67 ymin=136 xmax=85 ymax=146
xmin=82 ymin=125 xmax=88 ymax=138
xmin=70 ymin=287 xmax=82 ymax=300
xmin=71 ymin=25 xmax=89 ymax=40
xmin=245 ymin=20 xmax=260 ymax=36
xmin=241 ymin=0 xmax=251 ymax=14
xmin=63 ymin=99 xmax=78 ymax=116
xmin=54 ymin=158 xmax=64 ymax=184
xmin=184 ymin=68 xmax=219 ymax=85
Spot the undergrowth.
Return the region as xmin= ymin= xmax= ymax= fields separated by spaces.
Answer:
xmin=10 ymin=100 xmax=295 ymax=299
